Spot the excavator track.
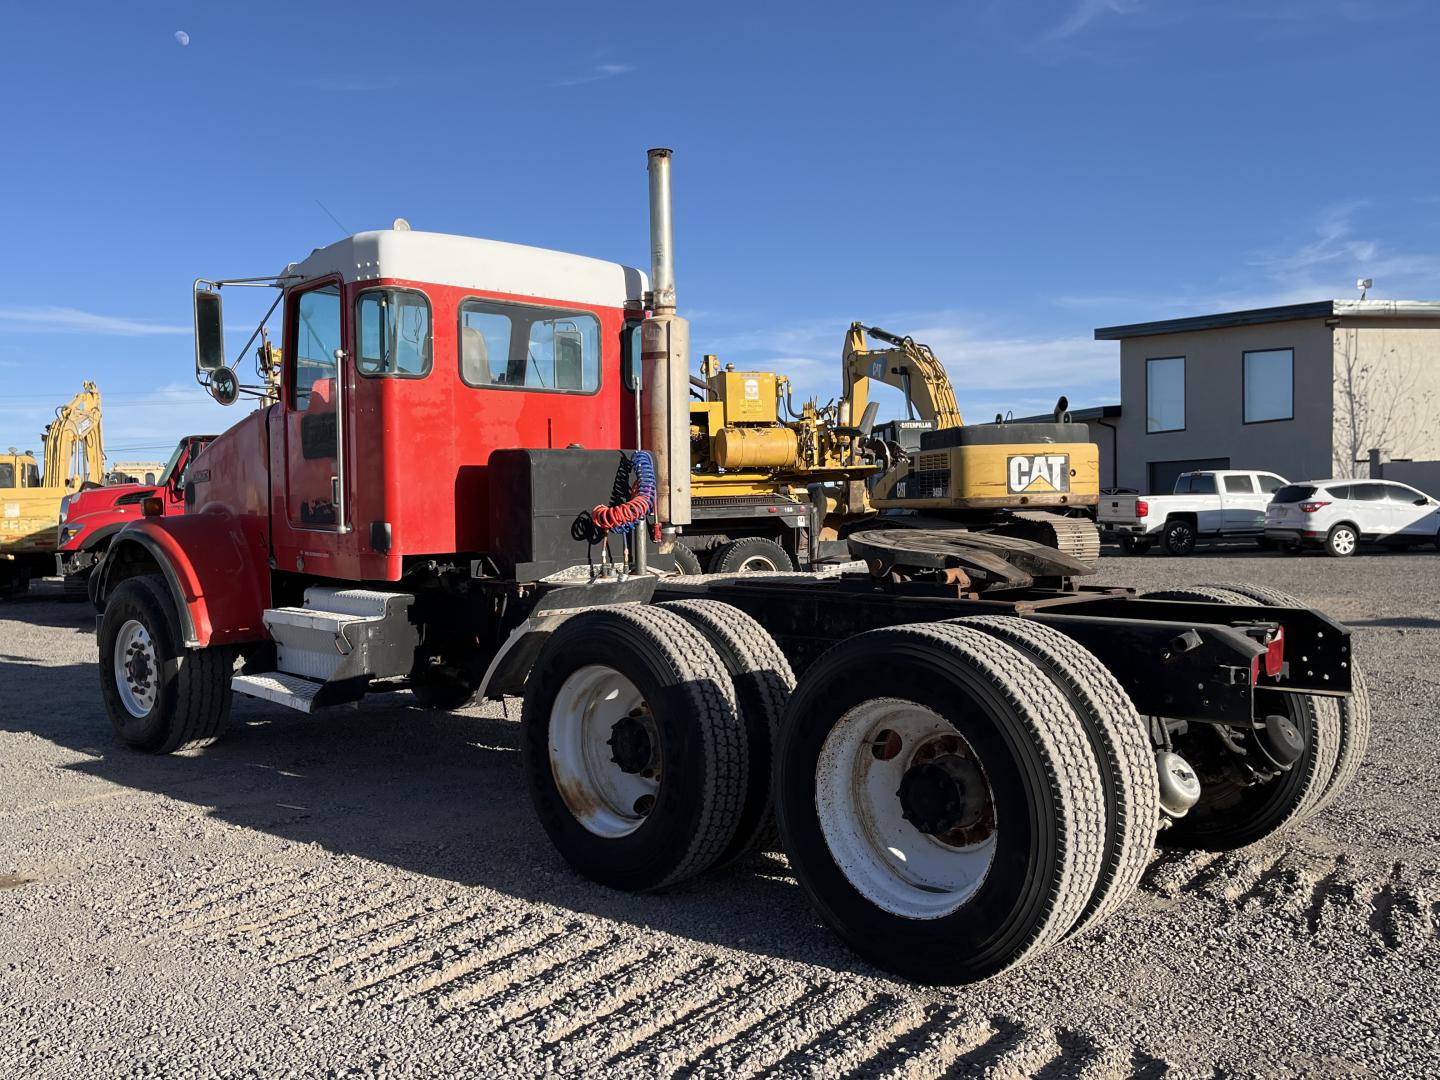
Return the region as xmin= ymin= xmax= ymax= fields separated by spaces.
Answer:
xmin=997 ymin=510 xmax=1102 ymax=565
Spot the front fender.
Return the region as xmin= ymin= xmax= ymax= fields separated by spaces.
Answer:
xmin=59 ymin=520 xmax=126 ymax=554
xmin=101 ymin=512 xmax=269 ymax=648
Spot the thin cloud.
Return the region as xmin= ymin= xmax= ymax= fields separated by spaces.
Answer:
xmin=1044 ymin=0 xmax=1144 ymax=41
xmin=554 ymin=64 xmax=634 ymax=88
xmin=1054 ymin=200 xmax=1440 ymax=321
xmin=0 ymin=306 xmax=189 ymax=336
xmin=697 ymin=312 xmax=1118 ymax=414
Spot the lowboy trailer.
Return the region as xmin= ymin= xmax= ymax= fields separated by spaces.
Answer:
xmin=93 ymin=151 xmax=1366 ymax=984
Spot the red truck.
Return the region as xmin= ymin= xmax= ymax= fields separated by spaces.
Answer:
xmin=90 ymin=150 xmax=1365 ymax=985
xmin=56 ymin=435 xmax=213 ymax=603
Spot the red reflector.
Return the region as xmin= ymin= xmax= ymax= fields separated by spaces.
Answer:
xmin=1299 ymin=501 xmax=1330 ymax=513
xmin=1265 ymin=627 xmax=1284 ymax=677
xmin=1135 ymin=499 xmax=1149 ymax=517
xmin=141 ymin=496 xmax=164 ymax=517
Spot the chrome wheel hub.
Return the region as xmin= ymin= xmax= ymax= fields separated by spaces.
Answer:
xmin=114 ymin=619 xmax=159 ymax=718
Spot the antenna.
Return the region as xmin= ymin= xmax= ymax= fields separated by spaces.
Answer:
xmin=1357 ymin=278 xmax=1372 ymax=300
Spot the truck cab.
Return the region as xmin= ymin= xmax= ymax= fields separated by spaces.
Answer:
xmin=97 ymin=227 xmax=651 ymax=699
xmin=56 ymin=434 xmax=214 ymax=601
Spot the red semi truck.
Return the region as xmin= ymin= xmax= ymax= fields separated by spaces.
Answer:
xmin=56 ymin=435 xmax=214 ymax=603
xmin=92 ymin=150 xmax=1366 ymax=985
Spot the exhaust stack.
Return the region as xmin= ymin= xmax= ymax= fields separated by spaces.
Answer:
xmin=641 ymin=148 xmax=692 ymax=527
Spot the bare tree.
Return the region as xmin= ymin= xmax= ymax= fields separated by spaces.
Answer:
xmin=1332 ymin=327 xmax=1439 ymax=477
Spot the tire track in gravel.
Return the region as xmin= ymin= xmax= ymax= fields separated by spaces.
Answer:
xmin=152 ymin=866 xmax=1183 ymax=1077
xmin=1142 ymin=845 xmax=1439 ymax=952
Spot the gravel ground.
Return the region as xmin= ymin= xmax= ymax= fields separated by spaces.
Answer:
xmin=1 ymin=549 xmax=1437 ymax=1078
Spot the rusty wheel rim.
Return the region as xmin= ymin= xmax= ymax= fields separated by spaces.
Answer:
xmin=549 ymin=664 xmax=661 ymax=839
xmin=814 ymin=697 xmax=997 ymax=919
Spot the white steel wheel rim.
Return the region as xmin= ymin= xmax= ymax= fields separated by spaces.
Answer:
xmin=737 ymin=554 xmax=778 ymax=572
xmin=549 ymin=664 xmax=660 ymax=839
xmin=815 ymin=698 xmax=997 ymax=920
xmin=1333 ymin=528 xmax=1356 ymax=554
xmin=114 ymin=618 xmax=159 ymax=719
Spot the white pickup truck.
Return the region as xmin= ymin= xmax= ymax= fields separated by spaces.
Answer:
xmin=1098 ymin=469 xmax=1289 ymax=555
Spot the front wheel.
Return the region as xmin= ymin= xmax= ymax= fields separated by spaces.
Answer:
xmin=1325 ymin=523 xmax=1358 ymax=557
xmin=1163 ymin=519 xmax=1197 ymax=556
xmin=98 ymin=575 xmax=234 ymax=753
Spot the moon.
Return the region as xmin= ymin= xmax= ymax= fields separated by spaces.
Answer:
xmin=175 ymin=30 xmax=190 ymax=46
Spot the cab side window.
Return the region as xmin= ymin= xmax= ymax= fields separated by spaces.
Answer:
xmin=357 ymin=289 xmax=431 ymax=377
xmin=458 ymin=298 xmax=600 ymax=394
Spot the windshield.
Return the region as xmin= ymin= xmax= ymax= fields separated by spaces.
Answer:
xmin=1273 ymin=484 xmax=1317 ymax=503
xmin=0 ymin=463 xmax=13 ymax=487
xmin=158 ymin=440 xmax=188 ymax=485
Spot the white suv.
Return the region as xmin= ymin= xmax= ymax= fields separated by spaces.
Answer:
xmin=1265 ymin=479 xmax=1440 ymax=556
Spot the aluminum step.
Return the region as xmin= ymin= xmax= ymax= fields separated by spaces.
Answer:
xmin=262 ymin=587 xmax=416 ymax=682
xmin=231 ymin=671 xmax=326 ymax=713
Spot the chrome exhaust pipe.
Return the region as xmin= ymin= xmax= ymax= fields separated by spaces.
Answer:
xmin=648 ymin=149 xmax=676 ymax=313
xmin=641 ymin=148 xmax=691 ymax=527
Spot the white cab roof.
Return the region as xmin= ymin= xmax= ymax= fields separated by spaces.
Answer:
xmin=286 ymin=230 xmax=648 ymax=309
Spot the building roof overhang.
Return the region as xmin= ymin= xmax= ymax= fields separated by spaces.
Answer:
xmin=1094 ymin=300 xmax=1440 ymax=340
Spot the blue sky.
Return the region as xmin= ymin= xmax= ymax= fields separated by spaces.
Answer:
xmin=1 ymin=1 xmax=1436 ymax=464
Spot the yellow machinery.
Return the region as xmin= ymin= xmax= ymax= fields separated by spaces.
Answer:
xmin=690 ymin=354 xmax=876 ymax=498
xmin=840 ymin=323 xmax=1102 ymax=561
xmin=683 ymin=325 xmax=1103 ymax=569
xmin=0 ymin=382 xmax=105 ymax=595
xmin=683 ymin=355 xmax=875 ymax=570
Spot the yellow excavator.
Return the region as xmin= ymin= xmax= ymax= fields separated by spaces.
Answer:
xmin=0 ymin=382 xmax=105 ymax=596
xmin=680 ymin=324 xmax=1100 ymax=576
xmin=840 ymin=322 xmax=1101 ymax=561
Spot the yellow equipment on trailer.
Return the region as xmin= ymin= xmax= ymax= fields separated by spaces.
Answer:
xmin=0 ymin=381 xmax=105 ymax=596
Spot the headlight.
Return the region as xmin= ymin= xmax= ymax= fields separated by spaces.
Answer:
xmin=58 ymin=495 xmax=72 ymax=523
xmin=58 ymin=525 xmax=81 ymax=545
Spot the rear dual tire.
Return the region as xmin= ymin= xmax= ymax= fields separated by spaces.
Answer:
xmin=521 ymin=606 xmax=752 ymax=892
xmin=1143 ymin=584 xmax=1364 ymax=850
xmin=774 ymin=622 xmax=1111 ymax=984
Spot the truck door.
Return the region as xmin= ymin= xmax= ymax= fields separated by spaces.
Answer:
xmin=1220 ymin=473 xmax=1263 ymax=532
xmin=284 ymin=283 xmax=346 ymax=530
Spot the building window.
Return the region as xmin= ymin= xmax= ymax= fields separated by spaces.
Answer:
xmin=1243 ymin=348 xmax=1293 ymax=423
xmin=1146 ymin=356 xmax=1184 ymax=433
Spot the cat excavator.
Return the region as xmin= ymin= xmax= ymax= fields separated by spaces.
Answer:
xmin=0 ymin=382 xmax=105 ymax=596
xmin=841 ymin=322 xmax=1102 ymax=562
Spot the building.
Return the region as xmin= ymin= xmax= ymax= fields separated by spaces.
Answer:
xmin=1092 ymin=300 xmax=1440 ymax=494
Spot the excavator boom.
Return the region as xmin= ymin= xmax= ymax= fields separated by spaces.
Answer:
xmin=842 ymin=322 xmax=964 ymax=430
xmin=42 ymin=381 xmax=105 ymax=488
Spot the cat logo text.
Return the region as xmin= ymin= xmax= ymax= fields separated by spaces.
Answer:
xmin=1007 ymin=454 xmax=1070 ymax=494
